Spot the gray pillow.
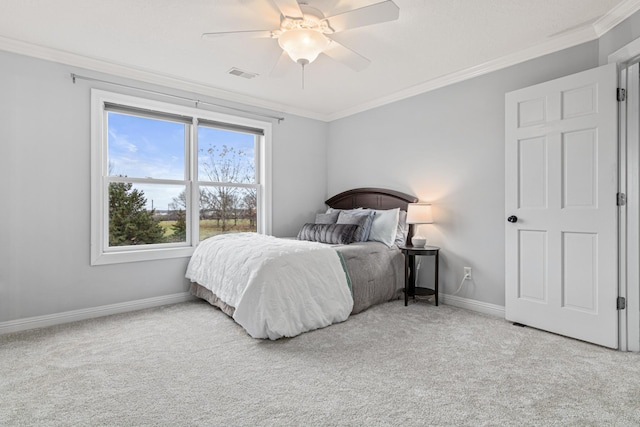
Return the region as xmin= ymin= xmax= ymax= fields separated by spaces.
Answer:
xmin=297 ymin=223 xmax=358 ymax=245
xmin=329 ymin=209 xmax=375 ymax=241
xmin=315 ymin=212 xmax=339 ymax=224
xmin=337 ymin=211 xmax=369 ymax=242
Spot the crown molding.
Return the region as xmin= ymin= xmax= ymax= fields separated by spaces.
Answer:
xmin=0 ymin=35 xmax=328 ymax=122
xmin=3 ymin=0 xmax=640 ymax=124
xmin=594 ymin=0 xmax=640 ymax=36
xmin=326 ymin=25 xmax=599 ymax=121
xmin=327 ymin=0 xmax=640 ymax=121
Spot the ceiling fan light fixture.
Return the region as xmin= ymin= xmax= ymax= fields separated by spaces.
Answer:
xmin=278 ymin=28 xmax=330 ymax=65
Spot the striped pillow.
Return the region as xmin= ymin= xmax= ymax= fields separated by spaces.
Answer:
xmin=297 ymin=223 xmax=359 ymax=245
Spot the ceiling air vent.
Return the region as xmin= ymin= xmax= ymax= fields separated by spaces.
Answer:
xmin=228 ymin=68 xmax=258 ymax=79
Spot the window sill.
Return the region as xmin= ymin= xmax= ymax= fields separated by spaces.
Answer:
xmin=91 ymin=245 xmax=195 ymax=266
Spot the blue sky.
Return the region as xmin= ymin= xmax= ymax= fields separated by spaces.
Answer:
xmin=108 ymin=112 xmax=255 ymax=211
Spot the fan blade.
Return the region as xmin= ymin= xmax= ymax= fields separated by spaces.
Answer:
xmin=323 ymin=39 xmax=370 ymax=71
xmin=270 ymin=51 xmax=293 ymax=77
xmin=202 ymin=30 xmax=273 ymax=40
xmin=272 ymin=0 xmax=303 ymax=19
xmin=323 ymin=0 xmax=399 ymax=33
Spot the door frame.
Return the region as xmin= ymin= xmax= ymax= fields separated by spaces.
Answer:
xmin=609 ymin=37 xmax=640 ymax=352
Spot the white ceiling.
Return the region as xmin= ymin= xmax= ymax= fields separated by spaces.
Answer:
xmin=1 ymin=0 xmax=639 ymax=121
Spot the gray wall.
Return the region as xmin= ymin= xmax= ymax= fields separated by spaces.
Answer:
xmin=326 ymin=7 xmax=640 ymax=308
xmin=599 ymin=10 xmax=640 ymax=64
xmin=327 ymin=42 xmax=600 ymax=307
xmin=0 ymin=51 xmax=328 ymax=323
xmin=3 ymin=9 xmax=640 ymax=325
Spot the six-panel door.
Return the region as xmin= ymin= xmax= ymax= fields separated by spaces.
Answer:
xmin=505 ymin=63 xmax=618 ymax=348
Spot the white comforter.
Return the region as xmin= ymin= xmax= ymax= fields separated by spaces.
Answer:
xmin=185 ymin=233 xmax=354 ymax=339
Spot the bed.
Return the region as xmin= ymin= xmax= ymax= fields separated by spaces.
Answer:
xmin=187 ymin=187 xmax=418 ymax=339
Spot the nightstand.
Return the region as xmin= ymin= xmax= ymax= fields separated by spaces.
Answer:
xmin=399 ymin=245 xmax=440 ymax=306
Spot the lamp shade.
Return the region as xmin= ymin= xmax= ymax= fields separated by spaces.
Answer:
xmin=278 ymin=28 xmax=330 ymax=65
xmin=406 ymin=203 xmax=433 ymax=224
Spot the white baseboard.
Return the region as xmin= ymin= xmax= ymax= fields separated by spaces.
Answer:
xmin=0 ymin=292 xmax=195 ymax=335
xmin=440 ymin=293 xmax=505 ymax=318
xmin=1 ymin=291 xmax=504 ymax=335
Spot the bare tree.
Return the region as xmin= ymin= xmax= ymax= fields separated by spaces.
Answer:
xmin=199 ymin=144 xmax=253 ymax=232
xmin=243 ymin=188 xmax=257 ymax=229
xmin=172 ymin=191 xmax=187 ymax=210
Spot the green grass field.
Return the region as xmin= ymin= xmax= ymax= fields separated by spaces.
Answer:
xmin=160 ymin=219 xmax=256 ymax=241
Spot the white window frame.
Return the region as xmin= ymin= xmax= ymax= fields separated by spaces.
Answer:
xmin=90 ymin=89 xmax=272 ymax=265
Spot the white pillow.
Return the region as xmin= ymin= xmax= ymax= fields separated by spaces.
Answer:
xmin=395 ymin=210 xmax=408 ymax=247
xmin=368 ymin=208 xmax=400 ymax=247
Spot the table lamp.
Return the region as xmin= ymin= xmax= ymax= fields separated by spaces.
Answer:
xmin=406 ymin=203 xmax=433 ymax=247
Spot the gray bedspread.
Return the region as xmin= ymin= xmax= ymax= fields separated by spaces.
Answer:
xmin=335 ymin=242 xmax=404 ymax=314
xmin=190 ymin=240 xmax=403 ymax=316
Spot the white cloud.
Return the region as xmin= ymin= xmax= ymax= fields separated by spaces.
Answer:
xmin=109 ymin=129 xmax=138 ymax=153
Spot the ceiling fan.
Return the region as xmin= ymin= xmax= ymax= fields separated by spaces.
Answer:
xmin=202 ymin=0 xmax=400 ymax=77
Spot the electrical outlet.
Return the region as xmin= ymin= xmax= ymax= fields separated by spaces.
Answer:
xmin=464 ymin=267 xmax=472 ymax=279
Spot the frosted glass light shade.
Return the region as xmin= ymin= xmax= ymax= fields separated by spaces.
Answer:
xmin=278 ymin=28 xmax=330 ymax=65
xmin=406 ymin=203 xmax=433 ymax=224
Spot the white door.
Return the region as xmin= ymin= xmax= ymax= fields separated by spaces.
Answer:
xmin=505 ymin=63 xmax=619 ymax=349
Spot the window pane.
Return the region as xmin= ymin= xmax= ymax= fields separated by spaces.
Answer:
xmin=108 ymin=112 xmax=186 ymax=180
xmin=108 ymin=182 xmax=187 ymax=246
xmin=199 ymin=186 xmax=257 ymax=241
xmin=198 ymin=126 xmax=256 ymax=184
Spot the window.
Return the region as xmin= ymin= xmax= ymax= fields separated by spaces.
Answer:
xmin=91 ymin=90 xmax=272 ymax=265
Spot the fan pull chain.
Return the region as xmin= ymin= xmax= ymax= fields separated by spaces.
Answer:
xmin=296 ymin=58 xmax=310 ymax=90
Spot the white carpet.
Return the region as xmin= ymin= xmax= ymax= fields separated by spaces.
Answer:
xmin=1 ymin=299 xmax=639 ymax=426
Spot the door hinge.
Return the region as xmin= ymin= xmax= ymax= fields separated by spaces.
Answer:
xmin=617 ymin=88 xmax=626 ymax=102
xmin=617 ymin=192 xmax=627 ymax=206
xmin=617 ymin=296 xmax=626 ymax=310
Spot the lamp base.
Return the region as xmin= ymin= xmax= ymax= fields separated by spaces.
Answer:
xmin=411 ymin=236 xmax=427 ymax=247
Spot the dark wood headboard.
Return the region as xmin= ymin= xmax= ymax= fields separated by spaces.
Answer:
xmin=325 ymin=187 xmax=418 ymax=211
xmin=325 ymin=188 xmax=419 ymax=245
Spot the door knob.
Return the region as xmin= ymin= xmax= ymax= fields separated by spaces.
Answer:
xmin=507 ymin=215 xmax=518 ymax=223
